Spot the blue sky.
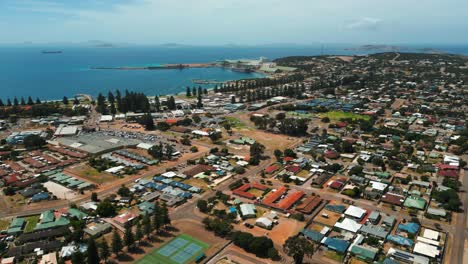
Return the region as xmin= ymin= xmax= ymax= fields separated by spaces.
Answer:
xmin=1 ymin=0 xmax=467 ymax=45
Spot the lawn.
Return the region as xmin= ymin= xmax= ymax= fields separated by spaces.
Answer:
xmin=324 ymin=250 xmax=344 ymax=262
xmin=318 ymin=111 xmax=370 ymax=121
xmin=247 ymin=188 xmax=264 ymax=197
xmin=71 ymin=164 xmax=118 ymax=185
xmin=224 ymin=117 xmax=249 ymax=129
xmin=136 ymin=234 xmax=209 ymax=264
xmin=7 ymin=194 xmax=27 ymax=208
xmin=182 ymin=178 xmax=209 ymax=191
xmin=286 ymin=111 xmax=314 ymax=119
xmin=0 ymin=219 xmax=10 ymax=231
xmin=24 ymin=215 xmax=40 ymax=233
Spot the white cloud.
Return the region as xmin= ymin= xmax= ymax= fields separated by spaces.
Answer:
xmin=345 ymin=17 xmax=382 ymax=31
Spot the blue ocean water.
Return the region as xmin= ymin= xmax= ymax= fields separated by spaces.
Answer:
xmin=0 ymin=44 xmax=466 ymax=100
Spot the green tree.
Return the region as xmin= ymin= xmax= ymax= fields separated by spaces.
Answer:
xmin=135 ymin=222 xmax=143 ymax=244
xmin=63 ymin=96 xmax=69 ymax=105
xmin=197 ymin=199 xmax=209 ymax=213
xmin=99 ymin=240 xmax=110 ymax=263
xmin=249 ymin=142 xmax=265 ymax=165
xmin=143 ymin=214 xmax=152 ymax=239
xmin=283 ymin=236 xmax=315 ymax=264
xmin=87 ymin=238 xmax=100 ymax=264
xmin=124 ymin=226 xmax=135 ymax=251
xmin=96 ymin=200 xmax=116 ymax=217
xmin=71 ymin=251 xmax=84 ymax=264
xmin=197 ymin=94 xmax=203 ymax=108
xmin=186 ymin=86 xmax=192 ymax=97
xmin=274 ymin=149 xmax=283 ymax=161
xmin=111 ymin=230 xmax=123 ymax=256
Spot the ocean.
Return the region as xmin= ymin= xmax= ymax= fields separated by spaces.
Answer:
xmin=0 ymin=44 xmax=467 ymax=100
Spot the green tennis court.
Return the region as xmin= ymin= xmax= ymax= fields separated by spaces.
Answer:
xmin=136 ymin=234 xmax=209 ymax=264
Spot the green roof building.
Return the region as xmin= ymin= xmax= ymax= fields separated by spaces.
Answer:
xmin=403 ymin=196 xmax=427 ymax=210
xmin=7 ymin=218 xmax=25 ymax=234
xmin=350 ymin=245 xmax=378 ymax=261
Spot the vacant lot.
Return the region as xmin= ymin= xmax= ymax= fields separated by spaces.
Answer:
xmin=225 ymin=117 xmax=249 ymax=129
xmin=0 ymin=219 xmax=10 ymax=230
xmin=67 ymin=163 xmax=118 ymax=185
xmin=314 ymin=208 xmax=342 ymax=227
xmin=318 ymin=111 xmax=370 ymax=121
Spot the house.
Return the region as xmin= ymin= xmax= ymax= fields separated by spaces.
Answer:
xmin=113 ymin=212 xmax=137 ymax=227
xmin=255 ymin=217 xmax=273 ymax=229
xmin=381 ymin=192 xmax=406 ymax=206
xmin=322 ymin=237 xmax=350 ymax=253
xmin=84 ymin=223 xmax=112 ymax=237
xmin=349 ymin=245 xmax=378 ymax=261
xmin=382 ymin=215 xmax=396 ymax=228
xmin=301 ymin=229 xmax=325 ymax=243
xmin=39 ymin=252 xmax=57 ymax=264
xmin=239 ymin=204 xmax=256 ymax=219
xmin=387 ymin=248 xmax=429 ymax=264
xmin=398 ymin=222 xmax=420 ymax=234
xmin=403 ymin=196 xmax=427 ymax=210
xmin=359 ymin=224 xmax=389 ymax=239
xmin=7 ymin=218 xmax=25 ymax=235
xmin=334 ymin=218 xmax=362 ymax=233
xmin=367 ymin=211 xmax=381 ymax=224
xmin=344 ymin=205 xmax=367 ymax=220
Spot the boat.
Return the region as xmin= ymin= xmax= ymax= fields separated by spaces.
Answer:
xmin=41 ymin=51 xmax=63 ymax=54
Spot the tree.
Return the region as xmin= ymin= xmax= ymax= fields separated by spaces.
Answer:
xmin=96 ymin=200 xmax=116 ymax=217
xmin=87 ymin=238 xmax=100 ymax=264
xmin=231 ymin=96 xmax=236 ymax=104
xmin=124 ymin=226 xmax=135 ymax=251
xmin=274 ymin=149 xmax=283 ymax=161
xmin=111 ymin=230 xmax=123 ymax=256
xmin=186 ymin=86 xmax=192 ymax=97
xmin=27 ymin=96 xmax=34 ymax=105
xmin=99 ymin=240 xmax=110 ymax=263
xmin=283 ymin=236 xmax=315 ymax=264
xmin=209 ymin=131 xmax=222 ymax=143
xmin=321 ymin=117 xmax=330 ymax=123
xmin=91 ymin=192 xmax=98 ymax=202
xmin=143 ymin=214 xmax=152 ymax=239
xmin=197 ymin=199 xmax=209 ymax=213
xmin=154 ymin=95 xmax=161 ymax=112
xmin=284 ymin=148 xmax=297 ymax=158
xmin=249 ymin=142 xmax=265 ymax=165
xmin=138 ymin=113 xmax=155 ymax=130
xmin=73 ymin=97 xmax=79 ymax=105
xmin=36 ymin=97 xmax=42 ymax=104
xmin=135 ymin=222 xmax=143 ymax=244
xmin=96 ymin=93 xmax=107 ymax=113
xmin=197 ymin=94 xmax=203 ymax=108
xmin=63 ymin=96 xmax=69 ymax=105
xmin=23 ymin=135 xmax=46 ymax=149
xmin=71 ymin=251 xmax=84 ymax=264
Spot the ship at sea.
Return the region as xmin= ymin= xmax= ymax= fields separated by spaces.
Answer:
xmin=41 ymin=51 xmax=63 ymax=54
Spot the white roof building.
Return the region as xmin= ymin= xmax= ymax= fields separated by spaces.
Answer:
xmin=413 ymin=242 xmax=440 ymax=258
xmin=256 ymin=217 xmax=273 ymax=229
xmin=369 ymin=181 xmax=388 ymax=192
xmin=345 ymin=205 xmax=366 ymax=220
xmin=161 ymin=171 xmax=178 ymax=178
xmin=100 ymin=115 xmax=113 ymax=122
xmin=422 ymin=229 xmax=440 ymax=241
xmin=334 ymin=218 xmax=362 ymax=233
xmin=240 ymin=204 xmax=256 ymax=218
xmin=137 ymin=143 xmax=154 ymax=150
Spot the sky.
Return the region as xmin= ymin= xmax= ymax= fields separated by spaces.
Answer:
xmin=0 ymin=0 xmax=467 ymax=45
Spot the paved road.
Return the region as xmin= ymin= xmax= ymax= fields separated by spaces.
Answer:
xmin=451 ymin=164 xmax=467 ymax=264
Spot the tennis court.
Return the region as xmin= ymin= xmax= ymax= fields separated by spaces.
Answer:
xmin=136 ymin=234 xmax=209 ymax=264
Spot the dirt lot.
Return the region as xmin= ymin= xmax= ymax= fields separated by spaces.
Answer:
xmin=236 ymin=217 xmax=305 ymax=247
xmin=236 ymin=129 xmax=301 ymax=153
xmin=314 ymin=208 xmax=342 ymax=227
xmin=66 ymin=163 xmax=118 ymax=185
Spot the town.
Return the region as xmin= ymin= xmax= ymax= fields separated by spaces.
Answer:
xmin=0 ymin=52 xmax=466 ymax=264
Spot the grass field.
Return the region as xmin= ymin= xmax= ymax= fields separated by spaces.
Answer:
xmin=286 ymin=111 xmax=314 ymax=119
xmin=224 ymin=117 xmax=249 ymax=129
xmin=0 ymin=219 xmax=10 ymax=231
xmin=318 ymin=111 xmax=370 ymax=121
xmin=24 ymin=215 xmax=40 ymax=233
xmin=324 ymin=250 xmax=344 ymax=262
xmin=71 ymin=164 xmax=118 ymax=185
xmin=136 ymin=234 xmax=209 ymax=264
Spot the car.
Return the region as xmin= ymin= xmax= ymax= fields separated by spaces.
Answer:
xmin=244 ymin=222 xmax=254 ymax=229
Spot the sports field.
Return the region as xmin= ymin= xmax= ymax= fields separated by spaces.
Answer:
xmin=136 ymin=234 xmax=209 ymax=264
xmin=318 ymin=111 xmax=370 ymax=121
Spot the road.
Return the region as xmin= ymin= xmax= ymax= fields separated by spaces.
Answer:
xmin=451 ymin=164 xmax=467 ymax=264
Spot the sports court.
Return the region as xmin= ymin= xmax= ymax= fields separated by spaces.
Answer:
xmin=137 ymin=234 xmax=209 ymax=264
